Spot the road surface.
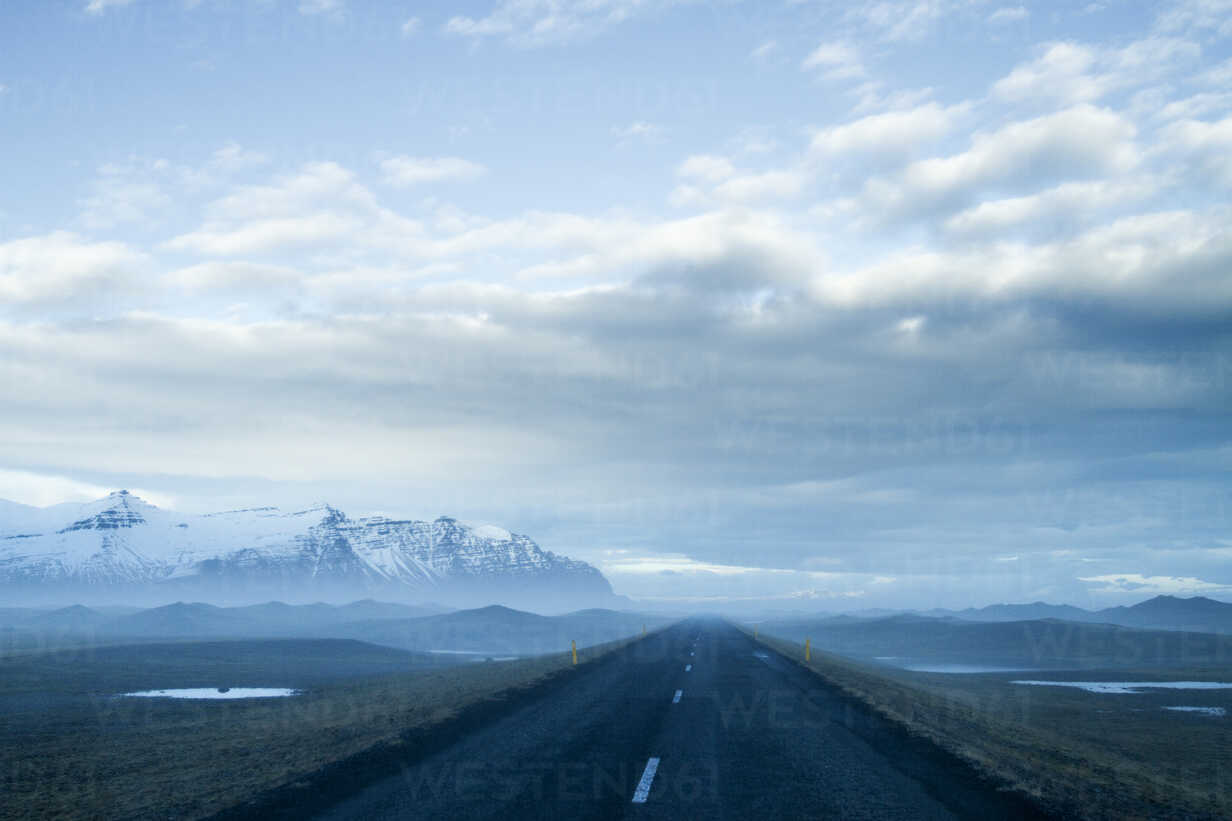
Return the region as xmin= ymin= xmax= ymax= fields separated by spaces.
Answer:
xmin=312 ymin=619 xmax=1048 ymax=820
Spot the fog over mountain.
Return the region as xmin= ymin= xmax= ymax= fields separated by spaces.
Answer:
xmin=0 ymin=491 xmax=616 ymax=610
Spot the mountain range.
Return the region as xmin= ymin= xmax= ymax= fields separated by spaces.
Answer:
xmin=0 ymin=600 xmax=668 ymax=657
xmin=928 ymin=595 xmax=1232 ymax=633
xmin=0 ymin=491 xmax=615 ymax=609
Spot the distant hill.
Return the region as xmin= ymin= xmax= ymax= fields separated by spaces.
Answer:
xmin=0 ymin=600 xmax=668 ymax=657
xmin=322 ymin=605 xmax=672 ymax=655
xmin=941 ymin=602 xmax=1096 ymax=623
xmin=1094 ymin=595 xmax=1232 ymax=632
xmin=758 ymin=612 xmax=1232 ymax=669
xmin=935 ymin=595 xmax=1232 ymax=634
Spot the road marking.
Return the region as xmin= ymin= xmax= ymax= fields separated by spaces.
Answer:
xmin=689 ymin=651 xmax=694 ymax=656
xmin=685 ymin=664 xmax=692 ymax=672
xmin=632 ymin=757 xmax=660 ymax=803
xmin=673 ymin=689 xmax=683 ymax=703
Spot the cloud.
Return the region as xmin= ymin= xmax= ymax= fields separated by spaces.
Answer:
xmin=400 ymin=16 xmax=421 ymax=37
xmin=612 ymin=121 xmax=664 ymax=142
xmin=943 ymin=179 xmax=1163 ymax=236
xmin=815 ymin=207 xmax=1232 ymax=315
xmin=850 ymin=0 xmax=973 ymax=42
xmin=164 ymin=261 xmax=303 ymax=292
xmin=750 ymin=40 xmax=777 ymax=61
xmin=84 ymin=0 xmax=136 ymax=14
xmin=992 ymin=38 xmax=1202 ymax=104
xmin=443 ymin=0 xmax=685 ymax=46
xmin=0 ymin=232 xmax=146 ymax=306
xmin=210 ymin=142 xmax=268 ymax=174
xmin=1160 ymin=114 xmax=1232 ymax=186
xmin=988 ymin=6 xmax=1029 ymax=24
xmin=78 ymin=161 xmax=174 ymax=231
xmin=861 ymin=105 xmax=1140 ymax=219
xmin=0 ymin=469 xmax=175 ymax=509
xmin=801 ymin=41 xmax=865 ymax=80
xmin=677 ymin=154 xmax=736 ymax=184
xmin=1079 ymin=573 xmax=1232 ymax=595
xmin=809 ymin=102 xmax=964 ymax=158
xmin=298 ymin=0 xmax=343 ymax=16
xmin=1154 ymin=0 xmax=1232 ymax=37
xmin=379 ymin=155 xmax=487 ymax=186
xmin=163 ymin=213 xmax=364 ymax=256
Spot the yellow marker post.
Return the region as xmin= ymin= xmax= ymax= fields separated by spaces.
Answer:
xmin=642 ymin=624 xmax=646 ymax=636
xmin=571 ymin=640 xmax=578 ymax=665
xmin=805 ymin=637 xmax=811 ymax=662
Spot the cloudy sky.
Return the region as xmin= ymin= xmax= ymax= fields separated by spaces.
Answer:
xmin=1 ymin=0 xmax=1229 ymax=609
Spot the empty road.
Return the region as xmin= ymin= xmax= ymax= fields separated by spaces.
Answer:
xmin=311 ymin=620 xmax=1048 ymax=820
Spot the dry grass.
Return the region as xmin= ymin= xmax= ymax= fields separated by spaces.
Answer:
xmin=745 ymin=627 xmax=1232 ymax=821
xmin=0 ymin=636 xmax=642 ymax=821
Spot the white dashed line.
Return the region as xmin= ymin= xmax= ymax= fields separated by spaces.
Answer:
xmin=685 ymin=664 xmax=692 ymax=672
xmin=673 ymin=689 xmax=683 ymax=703
xmin=632 ymin=757 xmax=660 ymax=803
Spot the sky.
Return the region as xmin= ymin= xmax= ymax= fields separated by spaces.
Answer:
xmin=0 ymin=0 xmax=1230 ymax=610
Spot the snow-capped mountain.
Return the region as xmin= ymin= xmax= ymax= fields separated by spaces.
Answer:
xmin=0 ymin=491 xmax=613 ymax=607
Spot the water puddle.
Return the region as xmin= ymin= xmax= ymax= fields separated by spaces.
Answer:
xmin=1163 ymin=706 xmax=1226 ymax=716
xmin=1012 ymin=681 xmax=1232 ymax=694
xmin=899 ymin=663 xmax=1033 ymax=673
xmin=428 ymin=650 xmax=518 ymax=662
xmin=122 ymin=688 xmax=300 ymax=699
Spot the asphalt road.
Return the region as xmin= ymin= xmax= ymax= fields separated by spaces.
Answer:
xmin=313 ymin=619 xmax=1049 ymax=820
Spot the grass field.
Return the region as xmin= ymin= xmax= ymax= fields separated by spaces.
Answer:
xmin=746 ymin=626 xmax=1232 ymax=820
xmin=0 ymin=634 xmax=647 ymax=821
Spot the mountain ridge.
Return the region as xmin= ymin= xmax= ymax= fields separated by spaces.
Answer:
xmin=0 ymin=491 xmax=615 ymax=609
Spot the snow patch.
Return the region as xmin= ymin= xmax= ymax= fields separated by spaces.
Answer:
xmin=472 ymin=524 xmax=512 ymax=542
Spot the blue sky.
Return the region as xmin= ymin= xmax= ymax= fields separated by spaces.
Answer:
xmin=1 ymin=0 xmax=1230 ymax=609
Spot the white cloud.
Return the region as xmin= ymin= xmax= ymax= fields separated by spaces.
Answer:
xmin=815 ymin=208 xmax=1232 ymax=314
xmin=863 ymin=105 xmax=1140 ymax=217
xmin=1160 ymin=114 xmax=1232 ymax=185
xmin=400 ymin=16 xmax=421 ymax=36
xmin=84 ymin=0 xmax=136 ymax=14
xmin=612 ymin=121 xmax=663 ymax=142
xmin=165 ymin=261 xmax=302 ymax=292
xmin=162 ymin=213 xmax=363 ymax=256
xmin=944 ymin=179 xmax=1163 ymax=235
xmin=993 ymin=42 xmax=1104 ymax=103
xmin=380 ymin=155 xmax=487 ymax=186
xmin=677 ymin=154 xmax=735 ymax=184
xmin=78 ymin=162 xmax=173 ymax=231
xmin=1154 ymin=0 xmax=1232 ymax=37
xmin=1080 ymin=573 xmax=1232 ymax=595
xmin=750 ymin=40 xmax=777 ymax=61
xmin=988 ymin=6 xmax=1029 ymax=24
xmin=801 ymin=41 xmax=865 ymax=81
xmin=210 ymin=142 xmax=268 ymax=174
xmin=713 ymin=169 xmax=805 ymax=203
xmin=298 ymin=0 xmax=343 ymax=16
xmin=850 ymin=0 xmax=971 ymax=42
xmin=809 ymin=102 xmax=963 ymax=158
xmin=993 ymin=38 xmax=1202 ymax=104
xmin=0 ymin=232 xmax=146 ymax=305
xmin=0 ymin=469 xmax=175 ymax=509
xmin=443 ymin=0 xmax=684 ymax=46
